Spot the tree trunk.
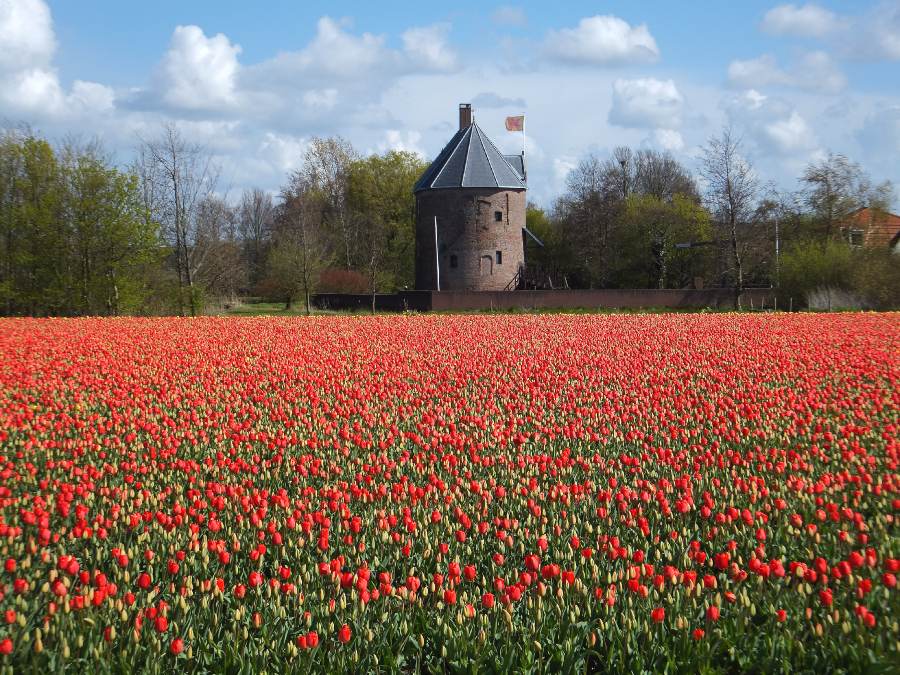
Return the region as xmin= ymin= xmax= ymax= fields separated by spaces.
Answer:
xmin=730 ymin=217 xmax=743 ymax=310
xmin=369 ymin=250 xmax=378 ymax=315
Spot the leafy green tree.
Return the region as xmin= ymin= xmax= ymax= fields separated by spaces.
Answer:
xmin=60 ymin=141 xmax=160 ymax=315
xmin=779 ymin=240 xmax=854 ymax=308
xmin=524 ymin=204 xmax=576 ymax=286
xmin=0 ymin=130 xmax=160 ymax=316
xmin=346 ymin=150 xmax=428 ymax=294
xmin=611 ymin=194 xmax=711 ymax=289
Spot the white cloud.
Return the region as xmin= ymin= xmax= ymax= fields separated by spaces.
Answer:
xmin=0 ymin=0 xmax=113 ymax=116
xmin=492 ymin=6 xmax=527 ymax=28
xmin=0 ymin=67 xmax=63 ymax=112
xmin=302 ymin=89 xmax=338 ymax=110
xmin=727 ymin=51 xmax=845 ymax=93
xmin=846 ymin=2 xmax=900 ymax=61
xmin=0 ymin=2 xmax=896 ymax=208
xmin=795 ymin=51 xmax=846 ymax=92
xmin=761 ymin=3 xmax=841 ymax=38
xmin=763 ymin=110 xmax=817 ymax=154
xmin=728 ymin=54 xmax=789 ymax=88
xmin=856 ymin=106 xmax=900 ymax=178
xmin=609 ymin=78 xmax=683 ymax=129
xmin=552 ymin=156 xmax=578 ymax=191
xmin=159 ymin=25 xmax=241 ymax=110
xmin=0 ymin=0 xmax=55 ymax=71
xmin=250 ymin=16 xmax=396 ymax=89
xmin=70 ymin=80 xmax=115 ymax=113
xmin=471 ymin=92 xmax=526 ymax=109
xmin=761 ymin=3 xmax=900 ymax=63
xmin=653 ymin=129 xmax=684 ymax=152
xmin=723 ymin=90 xmax=819 ymax=157
xmin=402 ymin=24 xmax=457 ymax=71
xmin=258 ymin=132 xmax=309 ymax=174
xmin=544 ymin=15 xmax=659 ymax=65
xmin=240 ymin=16 xmax=460 ymax=122
xmin=744 ymin=89 xmax=768 ymax=110
xmin=292 ymin=17 xmax=391 ymax=78
xmin=376 ymin=130 xmax=425 ymax=157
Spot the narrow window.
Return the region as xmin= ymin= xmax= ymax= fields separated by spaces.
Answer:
xmin=849 ymin=229 xmax=864 ymax=247
xmin=450 ymin=254 xmax=458 ymax=269
xmin=494 ymin=210 xmax=503 ymax=222
xmin=495 ymin=250 xmax=502 ymax=265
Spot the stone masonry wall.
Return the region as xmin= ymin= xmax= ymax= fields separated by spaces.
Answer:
xmin=415 ymin=188 xmax=526 ymax=291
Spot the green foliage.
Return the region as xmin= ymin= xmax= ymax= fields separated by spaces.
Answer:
xmin=779 ymin=241 xmax=854 ymax=308
xmin=346 ymin=150 xmax=428 ymax=291
xmin=779 ymin=240 xmax=899 ymax=309
xmin=0 ymin=130 xmax=160 ymax=316
xmin=525 ymin=205 xmax=576 ymax=276
xmin=849 ymin=248 xmax=900 ymax=310
xmin=610 ymin=193 xmax=712 ymax=289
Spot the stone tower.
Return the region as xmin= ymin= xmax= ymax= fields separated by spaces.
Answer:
xmin=414 ymin=104 xmax=527 ymax=291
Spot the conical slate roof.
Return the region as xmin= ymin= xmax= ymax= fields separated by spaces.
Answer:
xmin=414 ymin=122 xmax=527 ymax=193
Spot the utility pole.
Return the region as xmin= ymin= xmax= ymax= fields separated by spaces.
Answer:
xmin=620 ymin=158 xmax=628 ymax=199
xmin=434 ymin=216 xmax=441 ymax=291
xmin=774 ymin=213 xmax=780 ymax=285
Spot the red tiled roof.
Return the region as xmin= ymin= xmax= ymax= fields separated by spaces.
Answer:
xmin=843 ymin=207 xmax=900 ymax=248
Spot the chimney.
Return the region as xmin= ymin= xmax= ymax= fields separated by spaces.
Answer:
xmin=459 ymin=103 xmax=472 ymax=130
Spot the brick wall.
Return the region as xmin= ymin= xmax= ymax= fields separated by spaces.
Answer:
xmin=313 ymin=288 xmax=777 ymax=312
xmin=415 ymin=188 xmax=526 ymax=291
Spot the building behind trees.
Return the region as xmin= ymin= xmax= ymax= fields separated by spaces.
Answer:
xmin=0 ymin=120 xmax=896 ymax=315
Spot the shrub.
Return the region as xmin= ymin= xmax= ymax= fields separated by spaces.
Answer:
xmin=318 ymin=268 xmax=370 ymax=294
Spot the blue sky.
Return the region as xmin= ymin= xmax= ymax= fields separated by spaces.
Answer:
xmin=3 ymin=1 xmax=899 ymax=205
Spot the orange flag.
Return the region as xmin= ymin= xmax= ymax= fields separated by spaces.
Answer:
xmin=505 ymin=115 xmax=525 ymax=132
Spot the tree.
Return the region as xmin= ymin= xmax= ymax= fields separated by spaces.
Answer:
xmin=193 ymin=195 xmax=244 ymax=302
xmin=59 ymin=139 xmax=159 ymax=315
xmin=299 ymin=137 xmax=357 ymax=270
xmin=268 ymin=183 xmax=330 ymax=313
xmin=138 ymin=124 xmax=220 ymax=316
xmin=700 ymin=128 xmax=758 ymax=309
xmin=613 ymin=193 xmax=711 ymax=289
xmin=0 ymin=127 xmax=27 ymax=314
xmin=555 ymin=154 xmax=621 ymax=287
xmin=0 ymin=129 xmax=159 ymax=316
xmin=633 ymin=149 xmax=699 ymax=203
xmin=238 ymin=188 xmax=274 ymax=288
xmin=18 ymin=135 xmax=65 ymax=314
xmin=346 ymin=150 xmax=427 ymax=296
xmin=801 ymin=153 xmax=893 ymax=243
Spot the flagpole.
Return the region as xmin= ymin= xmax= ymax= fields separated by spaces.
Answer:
xmin=521 ymin=112 xmax=525 ymax=157
xmin=434 ymin=216 xmax=441 ymax=292
xmin=521 ymin=113 xmax=526 ymax=181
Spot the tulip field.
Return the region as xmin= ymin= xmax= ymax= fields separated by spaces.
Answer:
xmin=0 ymin=313 xmax=898 ymax=673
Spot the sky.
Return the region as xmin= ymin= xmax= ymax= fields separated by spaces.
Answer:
xmin=1 ymin=0 xmax=899 ymax=206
